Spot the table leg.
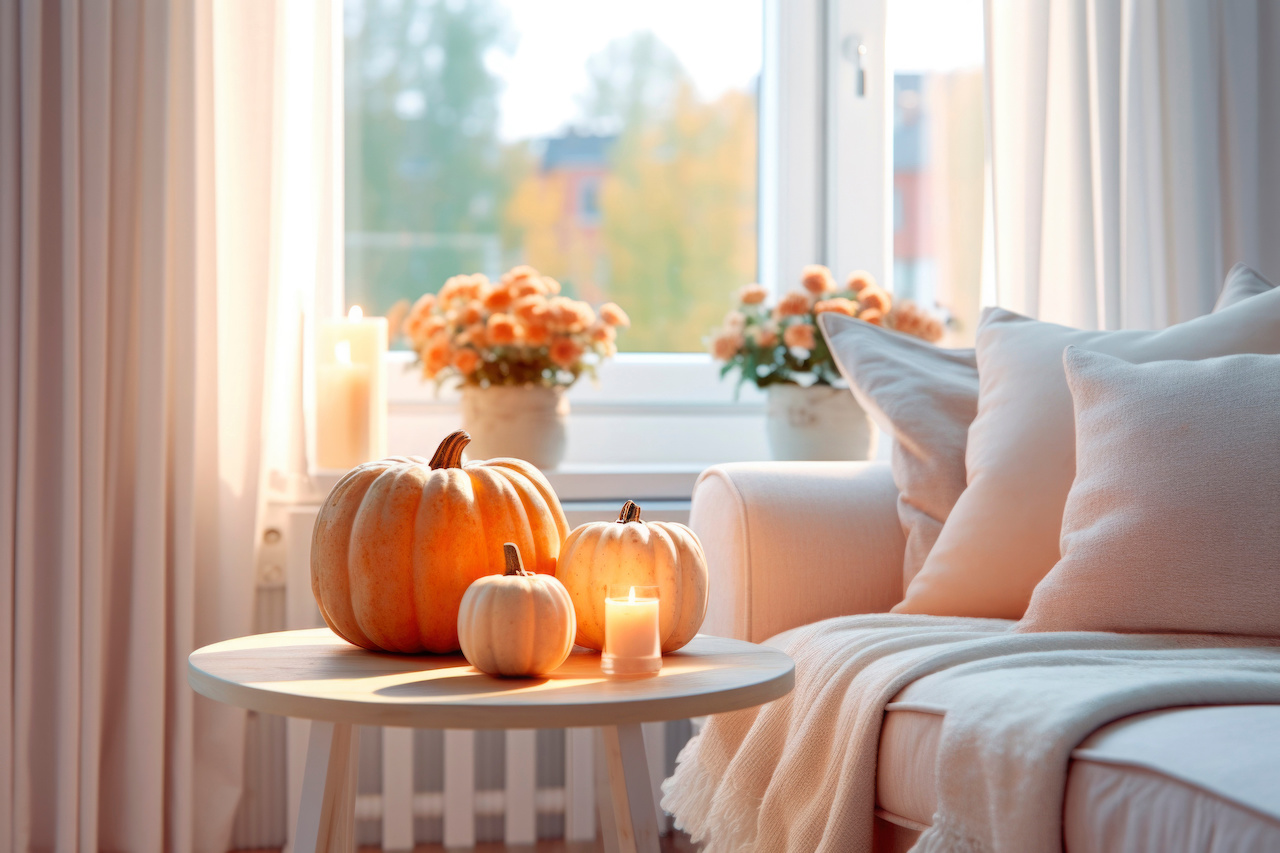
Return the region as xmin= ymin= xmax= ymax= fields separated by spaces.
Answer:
xmin=294 ymin=720 xmax=359 ymax=853
xmin=594 ymin=729 xmax=621 ymax=853
xmin=601 ymin=724 xmax=660 ymax=853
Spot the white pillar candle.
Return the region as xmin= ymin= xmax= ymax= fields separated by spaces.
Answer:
xmin=602 ymin=586 xmax=662 ymax=676
xmin=316 ymin=306 xmax=388 ymax=470
xmin=316 ymin=341 xmax=372 ymax=470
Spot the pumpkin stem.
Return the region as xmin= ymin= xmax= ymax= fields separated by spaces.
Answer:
xmin=503 ymin=543 xmax=526 ymax=576
xmin=429 ymin=430 xmax=471 ymax=469
xmin=617 ymin=500 xmax=642 ymax=523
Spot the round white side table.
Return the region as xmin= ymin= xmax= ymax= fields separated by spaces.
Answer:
xmin=189 ymin=628 xmax=794 ymax=853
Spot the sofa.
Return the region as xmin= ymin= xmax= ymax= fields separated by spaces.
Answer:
xmin=688 ymin=460 xmax=1280 ymax=853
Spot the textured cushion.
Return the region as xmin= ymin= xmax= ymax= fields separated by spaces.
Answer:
xmin=894 ymin=267 xmax=1280 ymax=619
xmin=875 ymin=700 xmax=1280 ymax=847
xmin=820 ymin=265 xmax=1271 ymax=598
xmin=1018 ymin=349 xmax=1280 ymax=636
xmin=819 ymin=313 xmax=978 ymax=590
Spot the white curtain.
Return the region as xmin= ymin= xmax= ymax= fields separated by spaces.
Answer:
xmin=0 ymin=1 xmax=334 ymax=850
xmin=985 ymin=0 xmax=1280 ymax=329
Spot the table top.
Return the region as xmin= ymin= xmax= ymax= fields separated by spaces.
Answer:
xmin=188 ymin=628 xmax=795 ymax=729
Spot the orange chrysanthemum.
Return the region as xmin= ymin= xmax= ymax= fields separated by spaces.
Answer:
xmin=513 ymin=295 xmax=549 ymax=324
xmin=814 ymin=297 xmax=859 ymax=317
xmin=522 ymin=322 xmax=550 ymax=346
xmin=738 ymin=283 xmax=768 ymax=305
xmin=452 ymin=348 xmax=481 ymax=374
xmin=482 ymin=286 xmax=514 ymax=312
xmin=548 ymin=337 xmax=584 ymax=369
xmin=710 ymin=331 xmax=745 ymax=361
xmin=750 ymin=323 xmax=779 ymax=348
xmin=439 ymin=273 xmax=487 ymax=304
xmin=458 ymin=323 xmax=488 ymax=349
xmin=548 ymin=297 xmax=594 ymax=332
xmin=774 ymin=290 xmax=813 ymax=318
xmin=859 ymin=288 xmax=892 ymax=314
xmin=783 ymin=323 xmax=816 ymax=350
xmin=460 ymin=300 xmax=485 ymax=327
xmin=501 ymin=265 xmax=539 ymax=286
xmin=801 ymin=264 xmax=836 ymax=295
xmin=599 ymin=302 xmax=630 ymax=327
xmin=845 ymin=270 xmax=877 ymax=293
xmin=421 ymin=334 xmax=453 ymax=378
xmin=487 ymin=313 xmax=521 ymax=346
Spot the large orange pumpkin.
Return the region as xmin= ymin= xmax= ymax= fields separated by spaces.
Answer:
xmin=310 ymin=430 xmax=570 ymax=653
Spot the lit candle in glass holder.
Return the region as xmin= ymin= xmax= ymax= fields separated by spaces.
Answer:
xmin=602 ymin=585 xmax=661 ymax=676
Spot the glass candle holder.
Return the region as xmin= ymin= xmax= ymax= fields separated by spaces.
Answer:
xmin=602 ymin=585 xmax=662 ymax=676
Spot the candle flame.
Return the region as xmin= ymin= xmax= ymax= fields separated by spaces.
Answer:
xmin=629 ymin=586 xmax=636 ymax=604
xmin=348 ymin=305 xmax=363 ymax=321
xmin=335 ymin=340 xmax=352 ymax=365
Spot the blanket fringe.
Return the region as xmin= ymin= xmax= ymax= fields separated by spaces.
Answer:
xmin=661 ymin=733 xmax=764 ymax=853
xmin=911 ymin=819 xmax=989 ymax=853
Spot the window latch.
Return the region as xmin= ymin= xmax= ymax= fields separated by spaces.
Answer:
xmin=841 ymin=34 xmax=868 ymax=98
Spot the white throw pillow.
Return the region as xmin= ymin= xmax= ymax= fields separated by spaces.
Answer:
xmin=895 ymin=265 xmax=1280 ymax=619
xmin=1214 ymin=262 xmax=1276 ymax=311
xmin=819 ymin=313 xmax=978 ymax=590
xmin=1019 ymin=348 xmax=1280 ymax=637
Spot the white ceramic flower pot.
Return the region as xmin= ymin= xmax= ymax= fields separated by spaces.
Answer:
xmin=765 ymin=384 xmax=878 ymax=461
xmin=461 ymin=385 xmax=569 ymax=469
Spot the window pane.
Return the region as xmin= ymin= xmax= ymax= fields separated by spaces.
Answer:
xmin=344 ymin=0 xmax=762 ymax=352
xmin=888 ymin=0 xmax=986 ymax=344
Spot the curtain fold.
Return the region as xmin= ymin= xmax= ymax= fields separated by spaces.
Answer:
xmin=0 ymin=1 xmax=331 ymax=849
xmin=985 ymin=0 xmax=1280 ymax=329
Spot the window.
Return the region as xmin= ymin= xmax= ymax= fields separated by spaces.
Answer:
xmin=887 ymin=0 xmax=986 ymax=341
xmin=342 ymin=0 xmax=991 ymax=467
xmin=818 ymin=0 xmax=986 ymax=344
xmin=343 ymin=0 xmax=764 ymax=353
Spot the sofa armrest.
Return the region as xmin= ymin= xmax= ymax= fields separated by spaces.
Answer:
xmin=690 ymin=461 xmax=905 ymax=643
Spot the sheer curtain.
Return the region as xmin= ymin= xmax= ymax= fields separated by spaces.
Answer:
xmin=985 ymin=0 xmax=1280 ymax=329
xmin=0 ymin=1 xmax=334 ymax=850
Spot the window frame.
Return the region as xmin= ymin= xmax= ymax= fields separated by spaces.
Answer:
xmin=335 ymin=0 xmax=895 ymax=465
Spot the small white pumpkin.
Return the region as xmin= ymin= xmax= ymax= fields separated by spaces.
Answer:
xmin=556 ymin=500 xmax=709 ymax=653
xmin=458 ymin=543 xmax=576 ymax=677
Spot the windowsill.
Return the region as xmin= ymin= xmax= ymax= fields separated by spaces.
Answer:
xmin=385 ymin=349 xmax=768 ymax=409
xmin=307 ymin=462 xmax=705 ymax=504
xmin=382 ymin=348 xmax=775 ymax=468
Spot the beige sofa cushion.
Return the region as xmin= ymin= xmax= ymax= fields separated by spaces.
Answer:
xmin=1018 ymin=349 xmax=1280 ymax=636
xmin=894 ymin=265 xmax=1280 ymax=620
xmin=819 ymin=313 xmax=978 ymax=591
xmin=820 ymin=264 xmax=1270 ymax=604
xmin=875 ymin=702 xmax=1280 ymax=850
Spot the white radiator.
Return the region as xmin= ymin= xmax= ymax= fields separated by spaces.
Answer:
xmin=231 ymin=504 xmax=689 ymax=850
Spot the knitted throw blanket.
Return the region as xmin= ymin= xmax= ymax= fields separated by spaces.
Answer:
xmin=660 ymin=614 xmax=1280 ymax=853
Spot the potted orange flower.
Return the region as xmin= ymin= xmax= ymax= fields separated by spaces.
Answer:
xmin=709 ymin=265 xmax=944 ymax=460
xmin=402 ymin=265 xmax=629 ymax=468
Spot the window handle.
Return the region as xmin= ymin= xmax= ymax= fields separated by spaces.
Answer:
xmin=841 ymin=34 xmax=867 ymax=98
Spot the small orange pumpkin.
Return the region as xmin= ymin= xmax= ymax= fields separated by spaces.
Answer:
xmin=310 ymin=430 xmax=569 ymax=654
xmin=556 ymin=500 xmax=709 ymax=653
xmin=458 ymin=543 xmax=576 ymax=677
